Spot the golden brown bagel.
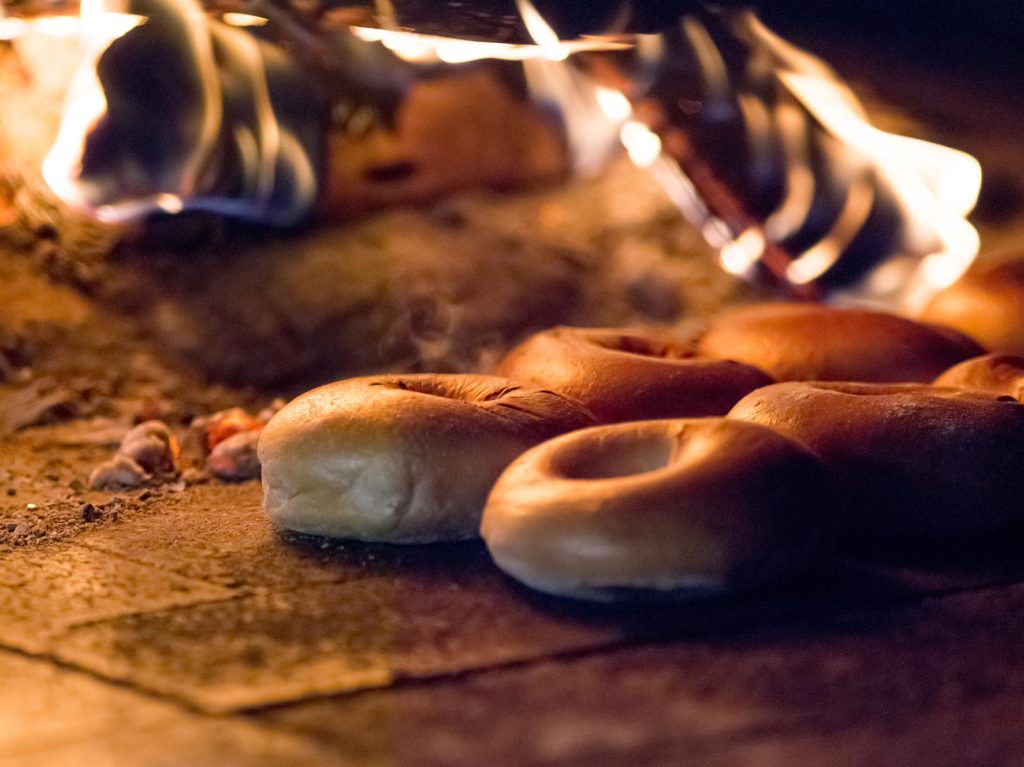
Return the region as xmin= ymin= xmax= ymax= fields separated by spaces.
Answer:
xmin=698 ymin=303 xmax=982 ymax=383
xmin=496 ymin=326 xmax=774 ymax=424
xmin=934 ymin=353 xmax=1024 ymax=401
xmin=922 ymin=260 xmax=1024 ymax=354
xmin=482 ymin=418 xmax=836 ymax=601
xmin=728 ymin=382 xmax=1024 ymax=541
xmin=259 ymin=375 xmax=595 ymax=542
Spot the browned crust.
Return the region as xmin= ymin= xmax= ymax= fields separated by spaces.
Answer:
xmin=699 ymin=303 xmax=983 ymax=383
xmin=729 ymin=381 xmax=1024 ymax=541
xmin=922 ymin=261 xmax=1024 ymax=355
xmin=498 ymin=326 xmax=774 ymax=424
xmin=934 ymin=353 xmax=1024 ymax=401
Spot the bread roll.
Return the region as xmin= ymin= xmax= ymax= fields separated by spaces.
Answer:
xmin=729 ymin=381 xmax=1024 ymax=541
xmin=482 ymin=418 xmax=836 ymax=600
xmin=497 ymin=326 xmax=773 ymax=423
xmin=922 ymin=260 xmax=1024 ymax=354
xmin=259 ymin=375 xmax=595 ymax=542
xmin=698 ymin=303 xmax=982 ymax=383
xmin=934 ymin=353 xmax=1024 ymax=402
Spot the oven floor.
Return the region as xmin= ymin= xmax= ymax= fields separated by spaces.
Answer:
xmin=5 ymin=463 xmax=1024 ymax=767
xmin=3 ymin=36 xmax=1024 ymax=767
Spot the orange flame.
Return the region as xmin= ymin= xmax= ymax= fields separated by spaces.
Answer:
xmin=597 ymin=11 xmax=982 ymax=310
xmin=41 ymin=1 xmax=147 ymax=219
xmin=746 ymin=15 xmax=981 ymax=310
xmin=26 ymin=0 xmax=982 ymax=310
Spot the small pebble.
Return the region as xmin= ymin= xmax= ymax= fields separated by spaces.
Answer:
xmin=120 ymin=421 xmax=180 ymax=474
xmin=88 ymin=455 xmax=150 ymax=491
xmin=80 ymin=503 xmax=101 ymax=522
xmin=207 ymin=431 xmax=261 ymax=482
xmin=199 ymin=408 xmax=264 ymax=453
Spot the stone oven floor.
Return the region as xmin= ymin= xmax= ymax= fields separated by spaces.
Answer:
xmin=6 ymin=439 xmax=1024 ymax=767
xmin=3 ymin=37 xmax=1024 ymax=767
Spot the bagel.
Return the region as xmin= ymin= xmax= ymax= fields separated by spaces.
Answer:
xmin=497 ymin=326 xmax=773 ymax=423
xmin=728 ymin=382 xmax=1024 ymax=541
xmin=922 ymin=260 xmax=1024 ymax=354
xmin=934 ymin=353 xmax=1024 ymax=401
xmin=698 ymin=303 xmax=982 ymax=383
xmin=259 ymin=374 xmax=595 ymax=542
xmin=481 ymin=418 xmax=836 ymax=601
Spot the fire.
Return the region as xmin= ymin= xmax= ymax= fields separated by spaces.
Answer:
xmin=37 ymin=0 xmax=318 ymax=225
xmin=40 ymin=1 xmax=148 ymax=221
xmin=19 ymin=0 xmax=983 ymax=310
xmin=348 ymin=26 xmax=625 ymax=65
xmin=599 ymin=10 xmax=982 ymax=310
xmin=748 ymin=16 xmax=982 ymax=309
xmin=220 ymin=12 xmax=267 ymax=28
xmin=350 ymin=0 xmax=629 ymax=67
xmin=0 ymin=10 xmax=143 ymax=40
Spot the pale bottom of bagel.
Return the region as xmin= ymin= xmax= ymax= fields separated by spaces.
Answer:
xmin=261 ymin=452 xmax=481 ymax=543
xmin=488 ymin=550 xmax=730 ymax=602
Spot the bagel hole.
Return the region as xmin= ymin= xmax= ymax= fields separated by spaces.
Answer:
xmin=557 ymin=432 xmax=675 ymax=480
xmin=589 ymin=333 xmax=694 ymax=360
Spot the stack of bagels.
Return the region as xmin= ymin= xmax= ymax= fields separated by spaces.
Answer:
xmin=259 ymin=261 xmax=1024 ymax=601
